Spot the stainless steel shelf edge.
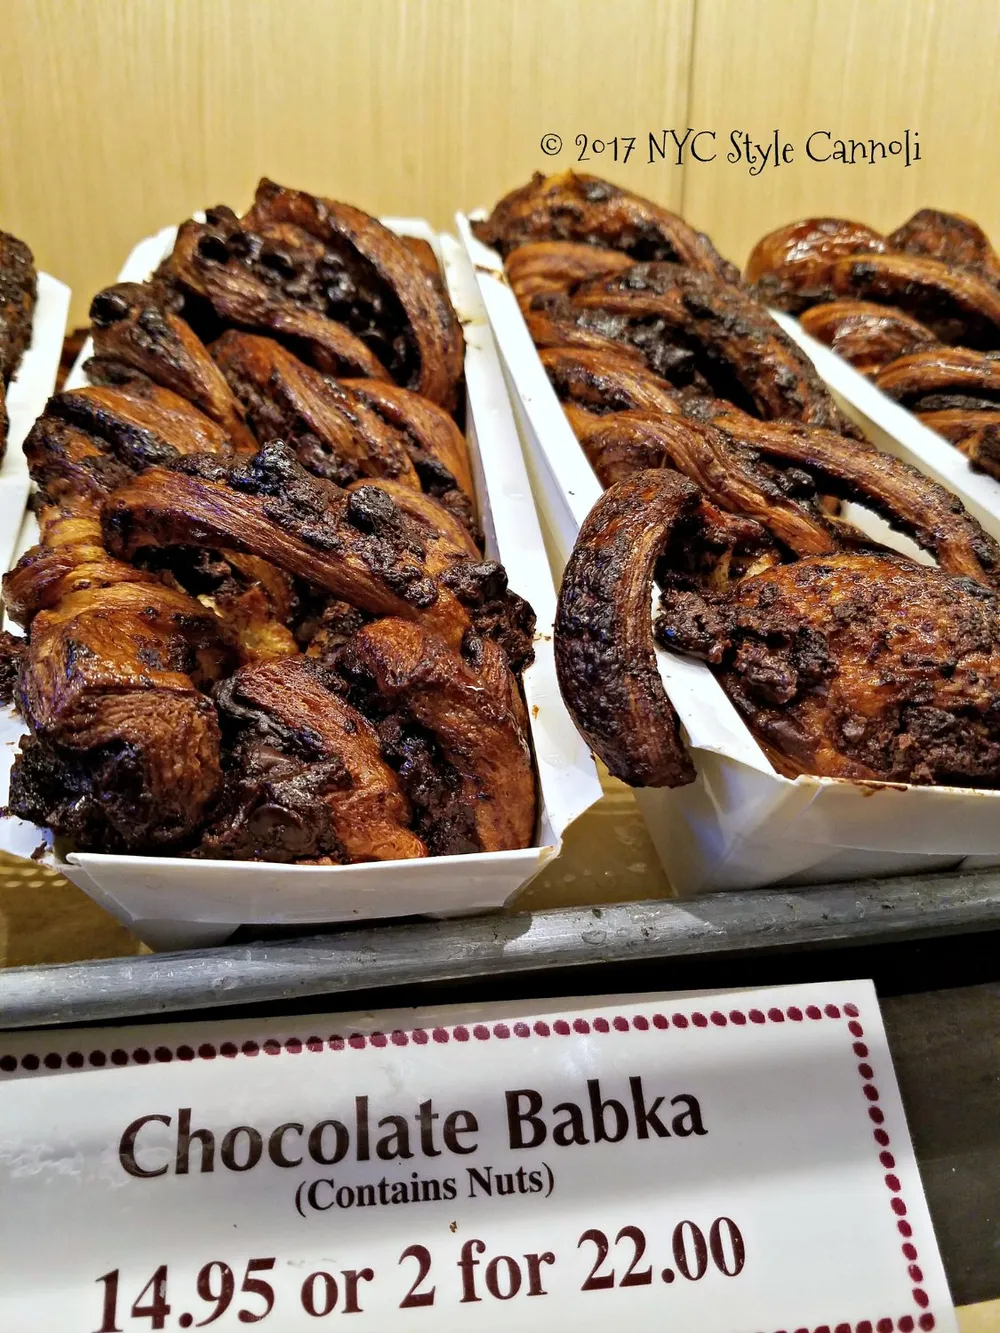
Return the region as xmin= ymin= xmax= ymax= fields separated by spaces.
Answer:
xmin=3 ymin=867 xmax=1000 ymax=1030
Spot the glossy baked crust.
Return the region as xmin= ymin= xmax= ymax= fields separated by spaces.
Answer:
xmin=3 ymin=185 xmax=538 ymax=860
xmin=888 ymin=208 xmax=1000 ymax=288
xmin=745 ymin=218 xmax=887 ymax=312
xmin=746 ymin=205 xmax=1000 ymax=474
xmin=22 ymin=383 xmax=235 ymax=506
xmin=799 ymin=300 xmax=938 ymax=375
xmin=102 ymin=446 xmax=480 ymax=648
xmin=474 ymin=171 xmax=740 ymax=283
xmin=828 ymin=253 xmax=1000 ymax=349
xmin=874 ymin=346 xmax=1000 ymax=406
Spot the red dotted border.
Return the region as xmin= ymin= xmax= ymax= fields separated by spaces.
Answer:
xmin=0 ymin=1000 xmax=935 ymax=1330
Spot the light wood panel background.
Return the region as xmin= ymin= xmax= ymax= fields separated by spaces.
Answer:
xmin=4 ymin=0 xmax=997 ymax=323
xmin=682 ymin=0 xmax=1000 ymax=266
xmin=0 ymin=0 xmax=696 ymax=323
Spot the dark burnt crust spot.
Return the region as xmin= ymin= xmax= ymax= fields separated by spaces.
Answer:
xmin=89 ymin=287 xmax=132 ymax=328
xmin=0 ymin=630 xmax=25 ymax=706
xmin=440 ymin=562 xmax=536 ymax=672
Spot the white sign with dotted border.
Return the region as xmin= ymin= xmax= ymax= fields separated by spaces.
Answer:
xmin=0 ymin=982 xmax=956 ymax=1332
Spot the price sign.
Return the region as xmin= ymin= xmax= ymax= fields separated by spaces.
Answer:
xmin=0 ymin=982 xmax=955 ymax=1332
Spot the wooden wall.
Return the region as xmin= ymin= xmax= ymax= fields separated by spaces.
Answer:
xmin=0 ymin=0 xmax=996 ymax=323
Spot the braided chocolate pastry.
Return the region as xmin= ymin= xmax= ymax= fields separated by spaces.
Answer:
xmin=340 ymin=618 xmax=537 ymax=853
xmin=0 ymin=230 xmax=38 ymax=463
xmin=555 ymin=462 xmax=1000 ymax=788
xmin=745 ymin=218 xmax=887 ymax=312
xmin=101 ymin=444 xmax=480 ymax=649
xmin=478 ymin=174 xmax=854 ymax=436
xmin=156 ymin=179 xmax=464 ymax=410
xmin=888 ymin=209 xmax=1000 ymax=288
xmin=799 ymin=301 xmax=938 ymax=376
xmin=474 ymin=171 xmax=740 ymax=283
xmin=339 ymin=378 xmax=476 ymax=508
xmin=2 ymin=184 xmax=538 ymax=863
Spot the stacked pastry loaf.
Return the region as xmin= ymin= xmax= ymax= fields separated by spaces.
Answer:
xmin=1 ymin=181 xmax=538 ymax=864
xmin=748 ymin=210 xmax=1000 ymax=480
xmin=0 ymin=231 xmax=37 ymax=462
xmin=475 ymin=173 xmax=1000 ymax=793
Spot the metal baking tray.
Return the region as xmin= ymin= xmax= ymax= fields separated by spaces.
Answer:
xmin=3 ymin=862 xmax=1000 ymax=1030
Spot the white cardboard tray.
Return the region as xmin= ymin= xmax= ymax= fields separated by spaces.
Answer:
xmin=456 ymin=211 xmax=1000 ymax=895
xmin=0 ymin=222 xmax=601 ymax=949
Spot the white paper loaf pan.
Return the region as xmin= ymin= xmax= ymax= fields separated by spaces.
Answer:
xmin=457 ymin=212 xmax=1000 ymax=895
xmin=0 ymin=222 xmax=602 ymax=949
